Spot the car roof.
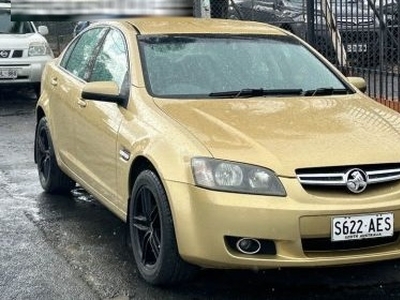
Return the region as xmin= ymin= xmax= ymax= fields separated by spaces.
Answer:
xmin=123 ymin=17 xmax=286 ymax=36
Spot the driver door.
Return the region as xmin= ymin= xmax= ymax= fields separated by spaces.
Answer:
xmin=72 ymin=28 xmax=130 ymax=207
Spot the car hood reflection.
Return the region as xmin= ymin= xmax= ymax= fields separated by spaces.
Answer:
xmin=156 ymin=95 xmax=400 ymax=176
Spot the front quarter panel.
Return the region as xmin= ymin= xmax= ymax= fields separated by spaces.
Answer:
xmin=115 ymin=87 xmax=212 ymax=219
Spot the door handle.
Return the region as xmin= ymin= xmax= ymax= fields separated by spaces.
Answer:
xmin=50 ymin=77 xmax=58 ymax=86
xmin=78 ymin=99 xmax=87 ymax=108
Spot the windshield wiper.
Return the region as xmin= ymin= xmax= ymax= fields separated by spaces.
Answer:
xmin=302 ymin=87 xmax=350 ymax=96
xmin=209 ymin=88 xmax=303 ymax=98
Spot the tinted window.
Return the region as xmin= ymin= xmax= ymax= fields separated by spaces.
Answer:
xmin=89 ymin=29 xmax=128 ymax=88
xmin=61 ymin=27 xmax=108 ymax=80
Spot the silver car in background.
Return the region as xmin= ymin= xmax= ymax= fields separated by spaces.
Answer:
xmin=0 ymin=3 xmax=53 ymax=97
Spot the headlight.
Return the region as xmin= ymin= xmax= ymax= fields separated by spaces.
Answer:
xmin=28 ymin=42 xmax=50 ymax=56
xmin=191 ymin=157 xmax=286 ymax=196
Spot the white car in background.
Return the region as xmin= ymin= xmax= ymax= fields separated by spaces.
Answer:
xmin=0 ymin=3 xmax=53 ymax=97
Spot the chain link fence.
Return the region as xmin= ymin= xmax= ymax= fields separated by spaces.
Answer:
xmin=35 ymin=21 xmax=76 ymax=56
xmin=197 ymin=0 xmax=399 ymax=103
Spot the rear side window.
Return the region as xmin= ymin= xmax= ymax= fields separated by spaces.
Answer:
xmin=60 ymin=27 xmax=108 ymax=80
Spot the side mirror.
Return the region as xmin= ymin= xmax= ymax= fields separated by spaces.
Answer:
xmin=37 ymin=25 xmax=49 ymax=36
xmin=347 ymin=77 xmax=367 ymax=93
xmin=81 ymin=81 xmax=123 ymax=104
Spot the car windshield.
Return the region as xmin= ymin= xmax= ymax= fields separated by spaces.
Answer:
xmin=0 ymin=10 xmax=34 ymax=34
xmin=139 ymin=34 xmax=350 ymax=98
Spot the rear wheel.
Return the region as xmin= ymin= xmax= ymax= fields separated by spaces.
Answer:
xmin=129 ymin=170 xmax=197 ymax=286
xmin=35 ymin=117 xmax=75 ymax=194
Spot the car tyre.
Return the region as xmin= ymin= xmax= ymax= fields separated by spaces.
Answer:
xmin=35 ymin=117 xmax=75 ymax=194
xmin=33 ymin=83 xmax=41 ymax=99
xmin=129 ymin=170 xmax=197 ymax=286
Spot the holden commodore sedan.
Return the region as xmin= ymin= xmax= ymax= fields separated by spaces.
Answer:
xmin=34 ymin=17 xmax=400 ymax=286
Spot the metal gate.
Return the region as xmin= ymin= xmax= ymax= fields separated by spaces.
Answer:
xmin=194 ymin=0 xmax=399 ymax=103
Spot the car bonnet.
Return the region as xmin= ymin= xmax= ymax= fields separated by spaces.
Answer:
xmin=155 ymin=94 xmax=400 ymax=177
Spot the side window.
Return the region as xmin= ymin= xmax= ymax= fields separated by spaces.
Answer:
xmin=61 ymin=27 xmax=108 ymax=80
xmin=60 ymin=38 xmax=78 ymax=68
xmin=89 ymin=29 xmax=129 ymax=89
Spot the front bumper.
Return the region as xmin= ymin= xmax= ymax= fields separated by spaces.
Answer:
xmin=0 ymin=55 xmax=53 ymax=85
xmin=166 ymin=178 xmax=400 ymax=269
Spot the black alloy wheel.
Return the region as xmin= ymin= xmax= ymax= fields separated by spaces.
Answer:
xmin=129 ymin=170 xmax=197 ymax=286
xmin=133 ymin=182 xmax=161 ymax=268
xmin=35 ymin=117 xmax=75 ymax=194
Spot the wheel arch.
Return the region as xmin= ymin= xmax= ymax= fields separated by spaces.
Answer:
xmin=128 ymin=156 xmax=156 ymax=194
xmin=127 ymin=156 xmax=159 ymax=222
xmin=127 ymin=156 xmax=198 ymax=284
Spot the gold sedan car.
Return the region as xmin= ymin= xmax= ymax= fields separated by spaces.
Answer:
xmin=35 ymin=17 xmax=400 ymax=285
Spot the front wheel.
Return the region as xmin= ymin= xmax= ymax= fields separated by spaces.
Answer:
xmin=129 ymin=170 xmax=197 ymax=286
xmin=35 ymin=117 xmax=75 ymax=194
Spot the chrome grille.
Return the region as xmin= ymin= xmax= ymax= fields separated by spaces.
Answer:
xmin=297 ymin=165 xmax=400 ymax=187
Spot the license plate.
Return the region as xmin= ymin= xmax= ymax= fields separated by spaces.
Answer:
xmin=346 ymin=44 xmax=367 ymax=53
xmin=331 ymin=212 xmax=394 ymax=242
xmin=0 ymin=69 xmax=18 ymax=79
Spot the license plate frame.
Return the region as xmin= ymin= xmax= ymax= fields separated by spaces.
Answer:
xmin=0 ymin=68 xmax=18 ymax=79
xmin=331 ymin=212 xmax=394 ymax=242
